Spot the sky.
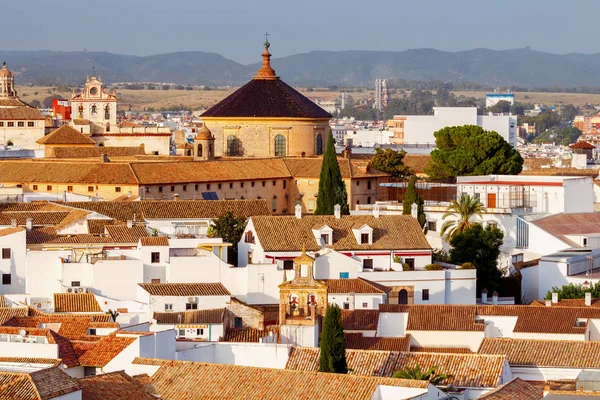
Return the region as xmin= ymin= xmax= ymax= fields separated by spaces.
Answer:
xmin=2 ymin=0 xmax=599 ymax=64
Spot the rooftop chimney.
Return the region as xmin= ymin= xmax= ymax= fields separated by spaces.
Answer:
xmin=334 ymin=204 xmax=341 ymax=219
xmin=586 ymin=292 xmax=592 ymax=306
xmin=127 ymin=220 xmax=133 ymax=228
xmin=552 ymin=292 xmax=558 ymax=304
xmin=10 ymin=219 xmax=16 ymax=228
xmin=373 ymin=204 xmax=380 ymax=219
xmin=545 ymin=300 xmax=551 ymax=307
xmin=481 ymin=288 xmax=488 ymax=304
xmin=25 ymin=218 xmax=33 ymax=232
xmin=411 ymin=203 xmax=418 ymax=219
xmin=492 ymin=291 xmax=499 ymax=305
xmin=295 ymin=204 xmax=302 ymax=219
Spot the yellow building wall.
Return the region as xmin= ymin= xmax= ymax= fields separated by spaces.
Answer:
xmin=11 ymin=182 xmax=140 ymax=200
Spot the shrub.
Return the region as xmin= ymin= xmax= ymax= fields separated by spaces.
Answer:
xmin=461 ymin=262 xmax=475 ymax=269
xmin=393 ymin=256 xmax=402 ymax=264
xmin=402 ymin=263 xmax=411 ymax=271
xmin=424 ymin=263 xmax=443 ymax=271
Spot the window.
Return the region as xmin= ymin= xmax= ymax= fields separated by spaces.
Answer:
xmin=321 ymin=234 xmax=330 ymax=245
xmin=88 ymin=186 xmax=94 ymax=192
xmin=28 ymin=122 xmax=34 ymax=127
xmin=218 ymin=184 xmax=222 ymax=189
xmin=283 ymin=180 xmax=286 ymax=189
xmin=244 ymin=231 xmax=255 ymax=243
xmin=240 ymin=182 xmax=244 ymax=188
xmin=363 ymin=259 xmax=373 ymax=269
xmin=91 ymin=105 xmax=97 ymax=114
xmin=356 ymin=181 xmax=360 ymax=186
xmin=583 ymin=238 xmax=588 ymax=247
xmin=283 ymin=260 xmax=294 ymax=270
xmin=158 ymin=186 xmax=163 ymax=193
xmin=1 ymin=249 xmax=10 ymax=259
xmin=427 ymin=221 xmax=437 ymax=232
xmin=362 ymin=302 xmax=368 ymax=308
xmin=186 ymin=303 xmax=198 ymax=310
xmin=422 ymin=289 xmax=430 ymax=301
xmin=67 ymin=186 xmax=73 ymax=192
xmin=367 ymin=197 xmax=372 ymax=204
xmin=274 ymin=134 xmax=286 ymax=156
xmin=195 ymin=184 xmax=199 ymax=190
xmin=227 ymin=135 xmax=238 ymax=156
xmin=151 ymin=252 xmax=160 ymax=263
xmin=197 ymin=144 xmax=203 ymax=157
xmin=151 ymin=279 xmax=161 ymax=284
xmin=88 ymin=328 xmax=97 ymax=335
xmin=229 ymin=183 xmax=233 ymax=189
xmin=171 ymin=186 xmax=175 ymax=192
xmin=165 ymin=304 xmax=173 ymax=311
xmin=272 ymin=199 xmax=277 ymax=213
xmin=17 ymin=121 xmax=24 ymax=127
xmin=367 ymin=180 xmax=372 ymax=190
xmin=234 ymin=317 xmax=243 ymax=328
xmin=115 ymin=187 xmax=121 ymax=193
xmin=178 ymin=329 xmax=185 ymax=336
xmin=32 ymin=185 xmax=38 ymax=190
xmin=262 ymin=181 xmax=266 ymax=187
xmin=343 ymin=302 xmax=350 ymax=310
xmin=46 ymin=185 xmax=52 ymax=191
xmin=316 ymin=134 xmax=323 ymax=155
xmin=182 ymin=185 xmax=187 ymax=191
xmin=206 ymin=184 xmax=210 ymax=190
xmin=71 ymin=281 xmax=80 ymax=287
xmin=339 ymin=272 xmax=349 ymax=279
xmin=0 ymin=122 xmax=3 ymax=127
xmin=2 ymin=274 xmax=10 ymax=285
xmin=251 ymin=182 xmax=255 ymax=187
xmin=7 ymin=122 xmax=14 ymax=127
xmin=361 ymin=233 xmax=370 ymax=244
xmin=405 ymin=258 xmax=415 ymax=271
xmin=196 ymin=328 xmax=204 ymax=336
xmin=273 ymin=180 xmax=276 ymax=186
xmin=308 ymin=200 xmax=315 ymax=212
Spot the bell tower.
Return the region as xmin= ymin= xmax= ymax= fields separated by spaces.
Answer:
xmin=194 ymin=124 xmax=215 ymax=161
xmin=0 ymin=62 xmax=17 ymax=98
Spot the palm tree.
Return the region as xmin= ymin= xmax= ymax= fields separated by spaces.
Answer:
xmin=440 ymin=194 xmax=483 ymax=239
xmin=393 ymin=365 xmax=452 ymax=386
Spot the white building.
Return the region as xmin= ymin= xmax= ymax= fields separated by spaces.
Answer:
xmin=486 ymin=91 xmax=515 ymax=108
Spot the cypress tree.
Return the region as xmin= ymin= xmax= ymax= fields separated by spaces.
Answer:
xmin=315 ymin=130 xmax=349 ymax=215
xmin=318 ymin=304 xmax=347 ymax=373
xmin=403 ymin=176 xmax=426 ymax=227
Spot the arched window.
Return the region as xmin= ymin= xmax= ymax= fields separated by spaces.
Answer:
xmin=274 ymin=135 xmax=286 ymax=157
xmin=208 ymin=144 xmax=213 ymax=157
xmin=6 ymin=141 xmax=13 ymax=146
xmin=98 ymin=143 xmax=104 ymax=147
xmin=244 ymin=231 xmax=254 ymax=243
xmin=197 ymin=143 xmax=203 ymax=157
xmin=316 ymin=134 xmax=323 ymax=155
xmin=91 ymin=105 xmax=97 ymax=114
xmin=227 ymin=136 xmax=238 ymax=156
xmin=104 ymin=105 xmax=110 ymax=120
xmin=398 ymin=289 xmax=408 ymax=305
xmin=186 ymin=149 xmax=192 ymax=156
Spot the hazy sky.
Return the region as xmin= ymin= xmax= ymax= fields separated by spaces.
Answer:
xmin=2 ymin=0 xmax=597 ymax=64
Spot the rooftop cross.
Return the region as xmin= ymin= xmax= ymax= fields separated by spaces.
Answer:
xmin=264 ymin=31 xmax=270 ymax=49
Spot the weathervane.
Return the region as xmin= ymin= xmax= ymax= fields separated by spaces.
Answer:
xmin=264 ymin=31 xmax=270 ymax=49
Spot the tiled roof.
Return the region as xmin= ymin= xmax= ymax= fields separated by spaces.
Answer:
xmin=0 ymin=161 xmax=139 ymax=184
xmin=324 ymin=278 xmax=390 ymax=294
xmin=138 ymin=283 xmax=231 ymax=297
xmin=26 ymin=226 xmax=111 ymax=245
xmin=478 ymin=338 xmax=600 ymax=368
xmin=140 ymin=236 xmax=169 ymax=246
xmin=0 ymin=211 xmax=70 ymax=226
xmin=403 ymin=154 xmax=432 ymax=175
xmin=345 ymin=333 xmax=410 ymax=352
xmin=72 ymin=119 xmax=91 ymax=125
xmin=0 ymin=367 xmax=81 ymax=400
xmin=130 ymin=159 xmax=291 ymax=184
xmin=0 ymin=226 xmax=25 ymax=237
xmin=52 ymin=210 xmax=91 ymax=232
xmin=530 ymin=298 xmax=600 ymax=307
xmin=37 ymin=125 xmax=96 ymax=145
xmin=410 ymin=346 xmax=473 ymax=354
xmin=25 ymin=307 xmax=111 ymax=322
xmin=379 ymin=305 xmax=485 ymax=332
xmin=53 ymin=293 xmax=102 ymax=313
xmin=0 ymin=357 xmax=61 ymax=366
xmin=77 ymin=370 xmax=155 ymax=400
xmin=202 ymin=78 xmax=332 ymax=119
xmin=570 ymin=140 xmax=596 ymax=149
xmin=58 ymin=199 xmax=271 ymax=222
xmin=51 ymin=146 xmax=145 ymax=158
xmin=531 ymin=212 xmax=600 ymax=247
xmin=285 ymin=347 xmax=505 ymax=388
xmin=136 ymin=359 xmax=428 ymax=400
xmin=251 ymin=215 xmax=431 ymax=252
xmin=0 ymin=297 xmax=6 ymax=308
xmin=77 ymin=335 xmax=136 ymax=367
xmin=282 ymin=158 xmax=388 ymax=179
xmin=105 ymin=225 xmax=149 ymax=243
xmin=0 ymin=307 xmax=28 ymax=324
xmin=222 ymin=327 xmax=279 ymax=343
xmin=479 ymin=377 xmax=542 ymax=400
xmin=342 ymin=309 xmax=380 ymax=331
xmin=153 ymin=308 xmax=225 ymax=325
xmin=87 ymin=219 xmax=124 ymax=235
xmin=0 ymin=106 xmax=45 ymax=120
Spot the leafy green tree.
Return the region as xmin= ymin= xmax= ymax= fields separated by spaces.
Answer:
xmin=545 ymin=282 xmax=600 ymax=300
xmin=319 ymin=304 xmax=347 ymax=374
xmin=403 ymin=176 xmax=426 ymax=226
xmin=440 ymin=194 xmax=483 ymax=239
xmin=560 ymin=104 xmax=579 ymax=121
xmin=393 ymin=365 xmax=452 ymax=385
xmin=450 ymin=224 xmax=504 ymax=293
xmin=534 ymin=126 xmax=581 ymax=146
xmin=370 ymin=148 xmax=412 ymax=178
xmin=207 ymin=212 xmax=247 ymax=265
xmin=426 ymin=125 xmax=524 ymax=179
xmin=488 ymin=100 xmax=512 ymax=114
xmin=315 ymin=130 xmax=349 ymax=215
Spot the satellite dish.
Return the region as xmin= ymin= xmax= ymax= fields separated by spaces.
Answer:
xmin=19 ymin=329 xmax=26 ymax=337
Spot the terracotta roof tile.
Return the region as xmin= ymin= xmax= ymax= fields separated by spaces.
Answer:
xmin=283 ymin=158 xmax=387 ymax=179
xmin=136 ymin=358 xmax=428 ymax=400
xmin=570 ymin=140 xmax=596 ymax=149
xmin=478 ymin=338 xmax=600 ymax=368
xmin=105 ymin=225 xmax=148 ymax=243
xmin=0 ymin=367 xmax=81 ymax=400
xmin=0 ymin=161 xmax=139 ymax=184
xmin=530 ymin=298 xmax=600 ymax=307
xmin=0 ymin=106 xmax=45 ymax=120
xmin=0 ymin=226 xmax=25 ymax=238
xmin=77 ymin=335 xmax=136 ymax=367
xmin=345 ymin=333 xmax=410 ymax=352
xmin=379 ymin=304 xmax=485 ymax=332
xmin=139 ymin=282 xmax=231 ymax=297
xmin=410 ymin=346 xmax=473 ymax=354
xmin=222 ymin=327 xmax=279 ymax=343
xmin=0 ymin=211 xmax=70 ymax=226
xmin=153 ymin=308 xmax=225 ymax=325
xmin=0 ymin=357 xmax=61 ymax=366
xmin=286 ymin=347 xmax=505 ymax=388
xmin=78 ymin=370 xmax=155 ymax=400
xmin=37 ymin=125 xmax=96 ymax=145
xmin=72 ymin=119 xmax=91 ymax=125
xmin=342 ymin=309 xmax=380 ymax=331
xmin=324 ymin=278 xmax=390 ymax=294
xmin=87 ymin=219 xmax=124 ymax=235
xmin=479 ymin=377 xmax=542 ymax=400
xmin=0 ymin=297 xmax=7 ymax=308
xmin=53 ymin=293 xmax=102 ymax=313
xmin=252 ymin=215 xmax=430 ymax=252
xmin=403 ymin=154 xmax=432 ymax=175
xmin=0 ymin=307 xmax=28 ymax=324
xmin=140 ymin=236 xmax=169 ymax=246
xmin=51 ymin=146 xmax=145 ymax=158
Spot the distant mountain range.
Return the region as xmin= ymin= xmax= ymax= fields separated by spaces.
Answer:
xmin=2 ymin=47 xmax=600 ymax=88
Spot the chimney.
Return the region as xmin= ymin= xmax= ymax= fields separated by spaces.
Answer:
xmin=10 ymin=219 xmax=16 ymax=228
xmin=373 ymin=204 xmax=380 ymax=219
xmin=295 ymin=204 xmax=302 ymax=219
xmin=586 ymin=292 xmax=592 ymax=306
xmin=552 ymin=292 xmax=558 ymax=304
xmin=25 ymin=218 xmax=33 ymax=232
xmin=173 ymin=194 xmax=179 ymax=201
xmin=545 ymin=300 xmax=551 ymax=307
xmin=127 ymin=220 xmax=133 ymax=228
xmin=411 ymin=203 xmax=418 ymax=219
xmin=492 ymin=291 xmax=498 ymax=305
xmin=334 ymin=204 xmax=341 ymax=219
xmin=481 ymin=288 xmax=488 ymax=304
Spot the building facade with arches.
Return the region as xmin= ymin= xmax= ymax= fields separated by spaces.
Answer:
xmin=201 ymin=41 xmax=331 ymax=158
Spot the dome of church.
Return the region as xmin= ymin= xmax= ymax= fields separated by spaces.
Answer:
xmin=195 ymin=124 xmax=213 ymax=140
xmin=0 ymin=62 xmax=13 ymax=78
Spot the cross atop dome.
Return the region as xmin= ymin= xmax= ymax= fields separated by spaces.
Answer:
xmin=254 ymin=32 xmax=278 ymax=80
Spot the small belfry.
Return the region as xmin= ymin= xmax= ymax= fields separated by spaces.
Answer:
xmin=193 ymin=124 xmax=215 ymax=161
xmin=0 ymin=62 xmax=17 ymax=98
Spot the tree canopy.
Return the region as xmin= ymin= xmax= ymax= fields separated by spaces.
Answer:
xmin=450 ymin=224 xmax=504 ymax=294
xmin=393 ymin=365 xmax=452 ymax=385
xmin=545 ymin=282 xmax=600 ymax=300
xmin=370 ymin=148 xmax=412 ymax=178
xmin=403 ymin=176 xmax=426 ymax=227
xmin=488 ymin=100 xmax=511 ymax=114
xmin=315 ymin=130 xmax=350 ymax=215
xmin=207 ymin=212 xmax=247 ymax=266
xmin=426 ymin=125 xmax=524 ymax=179
xmin=534 ymin=126 xmax=582 ymax=146
xmin=440 ymin=194 xmax=483 ymax=239
xmin=319 ymin=304 xmax=348 ymax=374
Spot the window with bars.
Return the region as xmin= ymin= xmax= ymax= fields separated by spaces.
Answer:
xmin=316 ymin=134 xmax=323 ymax=155
xmin=274 ymin=135 xmax=286 ymax=156
xmin=227 ymin=136 xmax=238 ymax=156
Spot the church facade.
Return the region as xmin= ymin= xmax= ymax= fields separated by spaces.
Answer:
xmin=0 ymin=62 xmax=46 ymax=149
xmin=70 ymin=75 xmax=118 ymax=131
xmin=201 ymin=42 xmax=331 ymax=158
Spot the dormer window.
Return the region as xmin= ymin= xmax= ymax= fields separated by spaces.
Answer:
xmin=352 ymin=223 xmax=373 ymax=245
xmin=312 ymin=224 xmax=333 ymax=247
xmin=244 ymin=231 xmax=255 ymax=244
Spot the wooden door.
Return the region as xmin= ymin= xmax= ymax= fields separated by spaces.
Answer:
xmin=487 ymin=193 xmax=497 ymax=209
